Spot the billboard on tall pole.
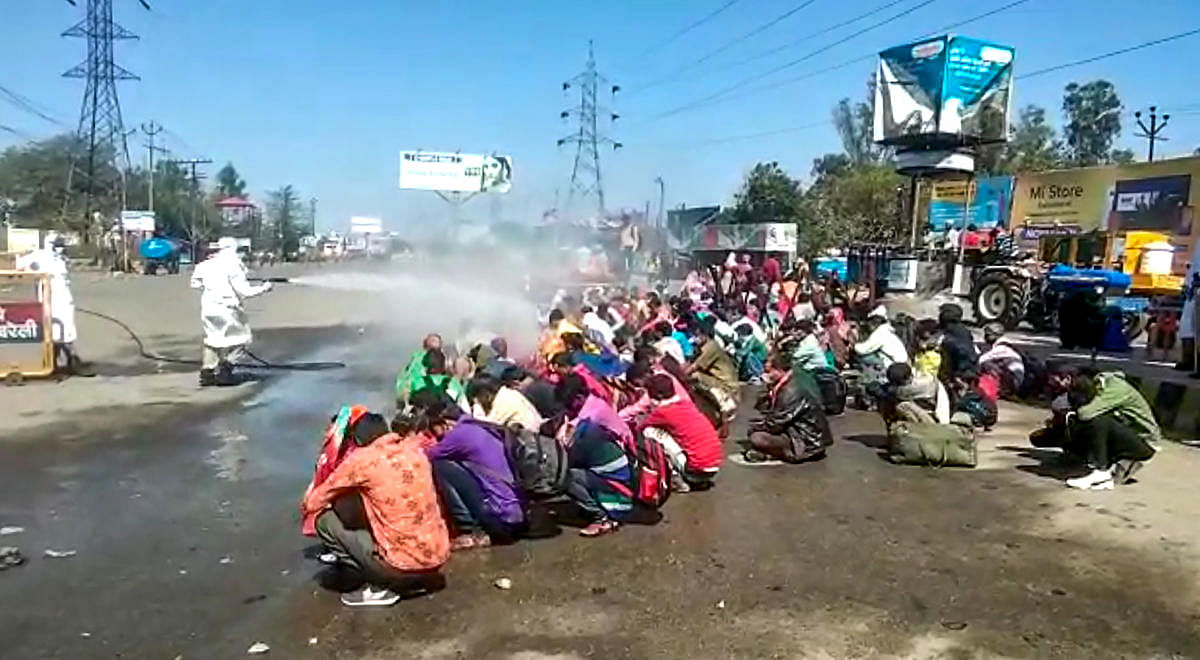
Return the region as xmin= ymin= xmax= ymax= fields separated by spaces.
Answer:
xmin=398 ymin=151 xmax=512 ymax=193
xmin=874 ymin=36 xmax=1014 ymax=148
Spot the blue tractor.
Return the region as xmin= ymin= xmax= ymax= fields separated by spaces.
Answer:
xmin=139 ymin=236 xmax=181 ymax=275
xmin=970 ymin=260 xmax=1142 ymax=343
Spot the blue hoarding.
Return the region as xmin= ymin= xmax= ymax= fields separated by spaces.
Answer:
xmin=928 ymin=176 xmax=1013 ymax=231
xmin=875 ymin=35 xmax=1014 ymax=147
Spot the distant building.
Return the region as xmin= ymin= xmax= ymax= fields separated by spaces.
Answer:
xmin=666 ymin=205 xmax=722 ymax=250
xmin=215 ymin=196 xmax=262 ymax=240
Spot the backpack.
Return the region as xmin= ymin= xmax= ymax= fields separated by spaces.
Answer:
xmin=812 ymin=368 xmax=847 ymax=416
xmin=502 ymin=424 xmax=570 ymax=500
xmin=956 ymin=389 xmax=998 ymax=429
xmin=622 ymin=428 xmax=672 ymax=509
xmin=889 ymin=421 xmax=977 ymax=467
xmin=459 ymin=419 xmax=569 ymax=500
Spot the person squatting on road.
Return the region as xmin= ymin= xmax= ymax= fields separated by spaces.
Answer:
xmin=300 ymin=412 xmax=449 ymax=607
xmin=296 ymin=257 xmax=1168 ymax=609
xmin=190 ymin=237 xmax=273 ymax=387
xmin=1030 ymin=365 xmax=1160 ymax=491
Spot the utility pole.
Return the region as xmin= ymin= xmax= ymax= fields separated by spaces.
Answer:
xmin=60 ymin=0 xmax=148 ymax=243
xmin=141 ymin=120 xmax=164 ymax=211
xmin=164 ymin=157 xmax=212 ymax=260
xmin=1134 ymin=106 xmax=1170 ymax=161
xmin=654 ymin=176 xmax=665 ymax=229
xmin=558 ymin=40 xmax=621 ymax=219
xmin=309 ymin=197 xmax=317 ymax=235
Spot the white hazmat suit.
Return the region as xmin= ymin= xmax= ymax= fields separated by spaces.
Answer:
xmin=190 ymin=238 xmax=271 ymax=381
xmin=15 ymin=237 xmax=77 ymax=345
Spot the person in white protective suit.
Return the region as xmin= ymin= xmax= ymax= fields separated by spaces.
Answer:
xmin=190 ymin=237 xmax=272 ymax=386
xmin=1177 ymin=239 xmax=1200 ymax=374
xmin=15 ymin=232 xmax=92 ymax=376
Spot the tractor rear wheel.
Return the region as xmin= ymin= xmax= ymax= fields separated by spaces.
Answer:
xmin=971 ymin=272 xmax=1027 ymax=330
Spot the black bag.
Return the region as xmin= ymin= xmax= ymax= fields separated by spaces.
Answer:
xmin=462 ymin=419 xmax=569 ymax=500
xmin=813 ymin=368 xmax=847 ymax=416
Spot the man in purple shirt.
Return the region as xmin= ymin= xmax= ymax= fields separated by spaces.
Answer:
xmin=424 ymin=406 xmax=525 ymax=551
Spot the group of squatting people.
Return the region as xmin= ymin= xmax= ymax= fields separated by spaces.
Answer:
xmin=295 ymin=254 xmax=1164 ymax=607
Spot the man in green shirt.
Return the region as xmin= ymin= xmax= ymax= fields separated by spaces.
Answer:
xmin=688 ymin=318 xmax=739 ymax=414
xmin=395 ymin=333 xmax=442 ymax=405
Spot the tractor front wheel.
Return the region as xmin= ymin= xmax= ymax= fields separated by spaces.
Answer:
xmin=971 ymin=272 xmax=1026 ymax=330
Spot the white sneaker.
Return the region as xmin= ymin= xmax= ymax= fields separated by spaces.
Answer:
xmin=1066 ymin=469 xmax=1113 ymax=490
xmin=340 ymin=585 xmax=400 ymax=607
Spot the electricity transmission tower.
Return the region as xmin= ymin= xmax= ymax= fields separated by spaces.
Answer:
xmin=558 ymin=40 xmax=622 ymax=218
xmin=61 ymin=0 xmax=148 ymax=234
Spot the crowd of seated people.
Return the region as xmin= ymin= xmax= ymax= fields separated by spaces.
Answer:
xmin=298 ymin=253 xmax=1164 ymax=608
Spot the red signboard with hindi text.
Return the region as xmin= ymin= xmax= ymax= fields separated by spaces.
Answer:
xmin=0 ymin=302 xmax=45 ymax=344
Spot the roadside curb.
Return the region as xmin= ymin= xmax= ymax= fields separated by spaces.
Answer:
xmin=1020 ymin=349 xmax=1199 ymax=438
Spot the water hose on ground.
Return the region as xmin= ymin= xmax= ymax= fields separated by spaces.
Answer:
xmin=76 ymin=307 xmax=346 ymax=372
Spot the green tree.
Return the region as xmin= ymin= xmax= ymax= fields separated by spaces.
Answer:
xmin=810 ymin=153 xmax=851 ymax=185
xmin=730 ymin=162 xmax=805 ymax=225
xmin=997 ymin=104 xmax=1064 ymax=173
xmin=1062 ymin=80 xmax=1124 ymax=166
xmin=1110 ymin=148 xmax=1135 ymax=165
xmin=831 ymin=76 xmax=888 ymax=166
xmin=0 ymin=133 xmax=123 ymax=234
xmin=215 ymin=162 xmax=247 ymax=198
xmin=266 ymin=184 xmax=302 ymax=256
xmin=807 ymin=163 xmax=905 ymax=247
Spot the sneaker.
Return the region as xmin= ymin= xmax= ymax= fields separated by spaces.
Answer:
xmin=340 ymin=585 xmax=400 ymax=607
xmin=1088 ymin=480 xmax=1115 ymax=491
xmin=579 ymin=520 xmax=619 ymax=537
xmin=670 ymin=474 xmax=691 ymax=493
xmin=743 ymin=449 xmax=771 ymax=463
xmin=1111 ymin=459 xmax=1144 ymax=485
xmin=317 ymin=551 xmax=355 ymax=566
xmin=1066 ymin=469 xmax=1113 ymax=490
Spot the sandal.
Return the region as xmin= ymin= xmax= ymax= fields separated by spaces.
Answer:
xmin=579 ymin=520 xmax=619 ymax=537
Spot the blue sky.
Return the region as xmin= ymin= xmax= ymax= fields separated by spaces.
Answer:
xmin=3 ymin=0 xmax=1199 ymax=235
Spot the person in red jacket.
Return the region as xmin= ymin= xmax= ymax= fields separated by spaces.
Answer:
xmin=639 ymin=374 xmax=723 ymax=492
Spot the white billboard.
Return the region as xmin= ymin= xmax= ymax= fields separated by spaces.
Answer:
xmin=349 ymin=216 xmax=383 ymax=235
xmin=119 ymin=210 xmax=156 ymax=232
xmin=398 ymin=151 xmax=512 ymax=194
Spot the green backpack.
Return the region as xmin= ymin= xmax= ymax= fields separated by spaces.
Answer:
xmin=888 ymin=421 xmax=977 ymax=468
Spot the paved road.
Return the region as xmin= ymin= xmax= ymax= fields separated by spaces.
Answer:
xmin=3 ymin=341 xmax=1199 ymax=658
xmin=2 ymin=268 xmax=1199 ymax=659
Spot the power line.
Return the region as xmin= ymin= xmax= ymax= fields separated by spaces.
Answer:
xmin=632 ymin=0 xmax=821 ymax=94
xmin=634 ymin=120 xmax=833 ymax=149
xmin=725 ymin=0 xmax=911 ymax=72
xmin=1019 ymin=27 xmax=1200 ymax=79
xmin=634 ymin=0 xmax=743 ymax=60
xmin=638 ymin=0 xmax=1028 ymax=123
xmin=0 ymin=84 xmax=71 ymax=128
xmin=650 ymin=0 xmax=938 ymax=120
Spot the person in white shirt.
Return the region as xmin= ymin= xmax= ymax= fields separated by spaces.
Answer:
xmin=582 ymin=304 xmax=616 ymax=350
xmin=854 ymin=310 xmax=909 ymax=384
xmin=467 ymin=376 xmax=544 ymax=431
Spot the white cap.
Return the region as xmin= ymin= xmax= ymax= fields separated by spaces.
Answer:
xmin=868 ymin=304 xmax=888 ymax=319
xmin=217 ymin=237 xmax=238 ymax=252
